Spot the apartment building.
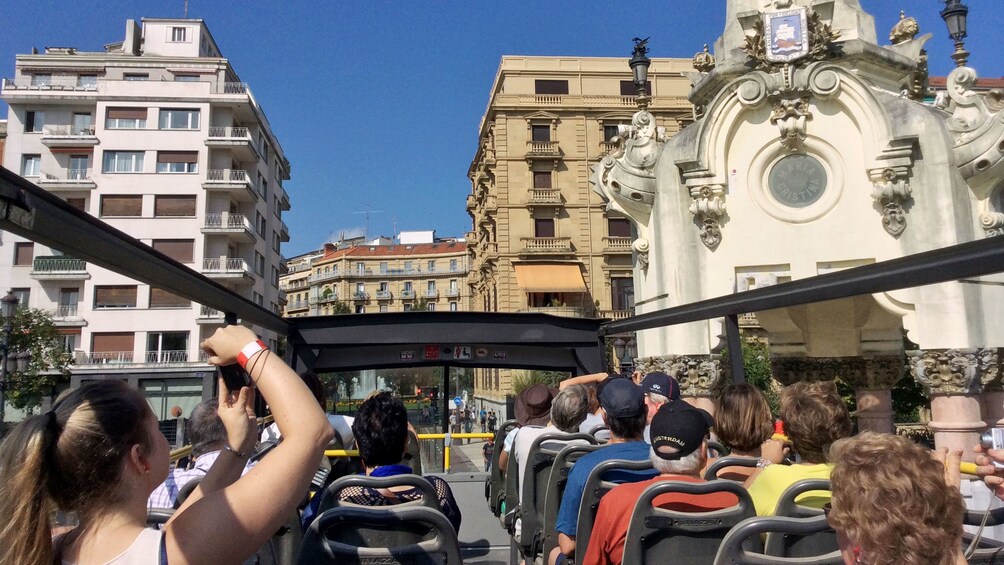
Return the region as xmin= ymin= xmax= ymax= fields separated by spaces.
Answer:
xmin=281 ymin=232 xmax=470 ymax=317
xmin=467 ymin=56 xmax=693 ymax=406
xmin=0 ymin=19 xmax=291 ymax=418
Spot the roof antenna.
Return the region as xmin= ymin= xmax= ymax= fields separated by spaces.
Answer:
xmin=184 ymin=0 xmax=189 ymax=17
xmin=352 ymin=205 xmax=385 ymax=240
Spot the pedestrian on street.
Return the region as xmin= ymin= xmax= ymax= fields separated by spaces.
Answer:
xmin=488 ymin=410 xmax=497 ymax=434
xmin=483 ymin=438 xmax=495 ymax=472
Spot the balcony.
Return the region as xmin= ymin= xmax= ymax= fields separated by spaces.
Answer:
xmin=517 ymin=306 xmax=590 ymax=318
xmin=466 ymin=194 xmax=477 ymax=210
xmin=494 ymin=92 xmax=691 ymax=111
xmin=602 ymin=236 xmax=633 ymax=254
xmin=144 ymin=350 xmax=191 ymax=365
xmin=197 ymin=306 xmax=226 ymax=324
xmin=317 ymin=292 xmax=340 ymax=304
xmin=376 ymin=290 xmax=393 ymax=300
xmin=599 ymin=309 xmax=633 ymax=320
xmin=520 ymin=237 xmax=573 ymax=255
xmin=2 ymin=76 xmax=100 ymax=98
xmin=203 ymin=169 xmax=258 ymax=202
xmin=600 ymin=140 xmax=620 ymax=156
xmin=77 ymin=350 xmax=211 ymax=367
xmin=285 ymin=299 xmax=309 ymax=311
xmin=400 ymin=290 xmax=416 ymax=300
xmin=37 ymin=170 xmax=96 ymax=191
xmin=738 ymin=313 xmax=760 ymax=328
xmin=527 ymin=189 xmax=562 ymax=205
xmin=52 ymin=305 xmax=86 ymax=327
xmin=278 ymin=185 xmax=291 ymax=211
xmin=40 ymin=125 xmax=98 ymax=147
xmin=30 ymin=256 xmax=89 ymax=280
xmin=82 ymin=351 xmax=134 ymax=365
xmin=424 ymin=289 xmax=439 ymax=299
xmin=280 ymin=220 xmax=290 ymax=242
xmin=205 ymin=126 xmax=258 ymax=161
xmin=201 ymin=257 xmax=253 ymax=282
xmin=465 ymin=232 xmax=477 ymax=246
xmin=445 ymin=288 xmax=460 ymax=298
xmin=352 ymin=291 xmax=369 ymax=301
xmin=525 ymin=140 xmax=560 ymax=160
xmin=201 ymin=213 xmax=255 ymax=242
xmin=309 ymin=270 xmax=342 ymax=284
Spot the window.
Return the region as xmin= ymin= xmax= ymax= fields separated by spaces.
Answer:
xmin=534 ymin=218 xmax=555 ymax=238
xmin=254 ymin=251 xmax=265 ymax=276
xmin=355 ymin=305 xmax=365 ymax=314
xmin=103 ymin=151 xmax=144 ymax=173
xmin=450 ymin=279 xmax=458 ymax=291
xmin=403 ymin=304 xmax=413 ymax=312
xmin=355 ymin=282 xmax=365 ymax=293
xmin=450 ymin=302 xmax=458 ymax=312
xmin=142 ymin=378 xmax=202 ymax=422
xmin=24 ymin=111 xmax=44 ymax=133
xmin=258 ymin=134 xmax=269 ymax=160
xmin=154 ymin=195 xmax=196 ymax=217
xmin=531 ymin=124 xmax=551 ymax=142
xmin=123 ymin=73 xmax=148 ymax=81
xmin=450 ymin=259 xmax=458 ymax=272
xmin=14 ymin=242 xmax=34 ymax=266
xmin=77 ymin=75 xmax=97 ymax=88
xmin=611 ymin=277 xmax=635 ymax=311
xmin=272 ymin=231 xmax=281 ymax=253
xmin=158 ymin=109 xmax=199 ymax=130
xmin=427 ymin=260 xmax=436 ymax=272
xmin=608 ymin=218 xmax=632 ymax=237
xmin=378 ymin=281 xmax=389 ymax=292
xmin=356 ymin=262 xmax=365 ymax=275
xmin=105 ymin=107 xmax=147 ymax=129
xmin=380 ymin=262 xmax=388 ymax=274
xmin=620 ymin=80 xmax=652 ymax=96
xmin=100 ymin=195 xmax=142 ymax=217
xmin=149 ymin=288 xmax=190 ymax=308
xmin=69 ymin=155 xmax=89 ymax=179
xmin=21 ymin=154 xmax=41 ymax=176
xmin=94 ymin=285 xmax=138 ymax=308
xmin=170 ymin=26 xmax=187 ymax=42
xmin=427 ymin=280 xmax=436 ymax=291
xmin=91 ymin=332 xmax=135 ymax=362
xmin=252 ymin=292 xmax=263 ymax=306
xmin=61 ymin=333 xmax=78 ymax=353
xmin=173 ymin=74 xmax=199 ymax=82
xmin=532 ymin=170 xmax=552 ymax=189
xmin=404 ymin=261 xmax=413 ymax=272
xmin=10 ymin=288 xmax=29 ymax=308
xmin=535 ymin=80 xmax=569 ymax=95
xmin=271 ymin=266 xmax=280 ymax=287
xmin=151 ymin=239 xmax=194 ymax=263
xmin=66 ymin=197 xmax=86 ymax=211
xmin=147 ymin=332 xmax=189 ymax=363
xmin=427 ymin=303 xmax=435 ymax=312
xmin=30 ymin=74 xmax=52 ymax=87
xmin=403 ymin=281 xmax=413 ymax=292
xmin=156 ymin=151 xmax=198 ymax=173
xmin=256 ymin=212 xmax=266 ymax=236
xmin=603 ymin=124 xmax=621 ymax=142
xmin=379 ymin=305 xmax=389 ymax=313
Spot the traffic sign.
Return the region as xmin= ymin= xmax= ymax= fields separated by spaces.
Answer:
xmin=453 ymin=396 xmax=462 ymax=406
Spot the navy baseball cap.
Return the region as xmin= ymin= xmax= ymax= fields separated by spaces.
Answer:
xmin=641 ymin=372 xmax=681 ymax=401
xmin=649 ymin=402 xmax=714 ymax=460
xmin=600 ymin=378 xmax=645 ymax=418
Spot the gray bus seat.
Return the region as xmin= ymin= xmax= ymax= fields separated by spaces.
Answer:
xmin=713 ymin=515 xmax=841 ymax=565
xmin=621 ymin=479 xmax=755 ymax=564
xmin=573 ymin=458 xmax=657 ymax=561
xmin=706 ymin=440 xmax=729 ymax=458
xmin=488 ymin=419 xmax=518 ymax=516
xmin=298 ymin=505 xmax=461 ymax=564
xmin=766 ymin=479 xmax=835 ymax=558
xmin=703 ymin=456 xmax=759 ymax=482
xmin=541 ymin=443 xmax=604 ymax=559
xmin=961 ymin=507 xmax=1004 ymax=563
xmin=501 ymin=434 xmax=521 ymax=529
xmin=174 ymin=477 xmax=203 ymax=508
xmin=318 ymin=474 xmax=441 ymax=514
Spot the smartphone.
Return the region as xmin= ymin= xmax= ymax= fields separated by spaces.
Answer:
xmin=218 ymin=363 xmax=251 ymax=391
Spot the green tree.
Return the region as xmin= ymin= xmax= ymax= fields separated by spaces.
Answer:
xmin=329 ymin=300 xmax=351 ymax=314
xmin=511 ymin=370 xmax=569 ymax=394
xmin=5 ymin=308 xmax=74 ymax=411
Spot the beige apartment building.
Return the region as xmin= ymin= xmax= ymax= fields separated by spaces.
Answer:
xmin=281 ymin=233 xmax=471 ymax=317
xmin=467 ymin=56 xmax=694 ymax=406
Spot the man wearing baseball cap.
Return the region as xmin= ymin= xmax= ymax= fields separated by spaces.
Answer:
xmin=582 ymin=402 xmax=740 ymax=565
xmin=549 ymin=378 xmax=654 ymax=565
xmin=640 ymin=371 xmax=680 ymax=443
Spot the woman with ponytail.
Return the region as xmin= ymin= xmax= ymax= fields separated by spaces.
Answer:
xmin=0 ymin=324 xmax=334 ymax=565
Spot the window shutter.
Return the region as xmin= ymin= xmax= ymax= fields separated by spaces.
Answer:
xmin=157 ymin=151 xmax=197 ymax=163
xmin=100 ymin=195 xmax=142 ymax=216
xmin=106 ymin=107 xmax=147 ymax=120
xmin=94 ymin=286 xmax=137 ymax=308
xmin=91 ymin=332 xmax=135 ymax=352
xmin=154 ymin=195 xmax=196 ymax=217
xmin=149 ymin=288 xmax=191 ymax=308
xmin=152 ymin=239 xmax=194 ymax=263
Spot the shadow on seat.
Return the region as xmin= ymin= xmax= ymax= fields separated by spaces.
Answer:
xmin=487 ymin=419 xmax=518 ymax=517
xmin=298 ymin=505 xmax=461 ymax=564
xmin=766 ymin=479 xmax=835 ymax=558
xmin=703 ymin=456 xmax=759 ymax=482
xmin=713 ymin=515 xmax=841 ymax=565
xmin=541 ymin=443 xmax=604 ymax=559
xmin=963 ymin=506 xmax=1004 ymax=564
xmin=622 ymin=479 xmax=755 ymax=564
xmin=574 ymin=458 xmax=657 ymax=559
xmin=318 ymin=474 xmax=441 ymax=514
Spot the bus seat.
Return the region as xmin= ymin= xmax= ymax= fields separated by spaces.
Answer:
xmin=541 ymin=443 xmax=603 ymax=559
xmin=766 ymin=479 xmax=835 ymax=558
xmin=573 ymin=458 xmax=656 ymax=562
xmin=713 ymin=515 xmax=841 ymax=565
xmin=488 ymin=419 xmax=518 ymax=516
xmin=318 ymin=474 xmax=441 ymax=514
xmin=703 ymin=456 xmax=759 ymax=482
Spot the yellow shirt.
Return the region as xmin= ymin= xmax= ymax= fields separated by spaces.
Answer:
xmin=747 ymin=462 xmax=833 ymax=516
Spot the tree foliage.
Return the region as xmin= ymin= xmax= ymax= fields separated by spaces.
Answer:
xmin=511 ymin=370 xmax=569 ymax=394
xmin=328 ymin=300 xmax=351 ymax=314
xmin=5 ymin=308 xmax=74 ymax=411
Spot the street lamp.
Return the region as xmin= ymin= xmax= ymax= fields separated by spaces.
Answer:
xmin=940 ymin=0 xmax=969 ymax=67
xmin=629 ymin=37 xmax=652 ymax=110
xmin=0 ymin=291 xmax=19 ymax=438
xmin=612 ymin=337 xmax=638 ymax=375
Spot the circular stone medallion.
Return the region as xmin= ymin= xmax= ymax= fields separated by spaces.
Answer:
xmin=767 ymin=154 xmax=828 ymax=208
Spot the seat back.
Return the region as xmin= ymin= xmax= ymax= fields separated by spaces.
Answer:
xmin=765 ymin=479 xmax=835 ymax=558
xmin=574 ymin=458 xmax=657 ymax=558
xmin=713 ymin=515 xmax=841 ymax=565
xmin=298 ymin=505 xmax=462 ymax=565
xmin=175 ymin=476 xmax=203 ymax=508
xmin=488 ymin=419 xmax=518 ymax=516
xmin=622 ymin=479 xmax=756 ymax=564
xmin=703 ymin=456 xmax=759 ymax=482
xmin=706 ymin=440 xmax=730 ymax=458
xmin=541 ymin=443 xmax=604 ymax=558
xmin=518 ymin=432 xmax=597 ymax=559
xmin=501 ymin=436 xmax=521 ymax=527
xmin=318 ymin=474 xmax=441 ymax=514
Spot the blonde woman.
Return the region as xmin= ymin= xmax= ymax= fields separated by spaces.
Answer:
xmin=704 ymin=383 xmax=777 ymax=481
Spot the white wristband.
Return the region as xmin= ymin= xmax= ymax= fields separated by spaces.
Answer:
xmin=237 ymin=339 xmax=267 ymax=369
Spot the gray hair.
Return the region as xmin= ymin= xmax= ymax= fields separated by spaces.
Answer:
xmin=650 ymin=446 xmax=703 ymax=475
xmin=646 ymin=392 xmax=669 ymax=406
xmin=187 ymin=399 xmax=226 ymax=457
xmin=551 ymin=384 xmax=591 ymax=433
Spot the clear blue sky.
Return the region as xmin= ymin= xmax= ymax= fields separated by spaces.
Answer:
xmin=2 ymin=1 xmax=1001 ymax=256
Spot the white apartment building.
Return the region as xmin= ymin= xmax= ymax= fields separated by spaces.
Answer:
xmin=0 ymin=19 xmax=291 ymax=419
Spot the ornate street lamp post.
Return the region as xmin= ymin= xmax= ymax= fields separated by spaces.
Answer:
xmin=0 ymin=291 xmax=19 ymax=438
xmin=940 ymin=0 xmax=969 ymax=67
xmin=629 ymin=37 xmax=652 ymax=110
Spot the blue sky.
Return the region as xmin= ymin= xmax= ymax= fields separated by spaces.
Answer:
xmin=2 ymin=1 xmax=1001 ymax=256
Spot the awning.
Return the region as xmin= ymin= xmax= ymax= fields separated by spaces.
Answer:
xmin=514 ymin=263 xmax=587 ymax=293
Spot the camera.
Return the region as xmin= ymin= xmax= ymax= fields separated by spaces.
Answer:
xmin=979 ymin=429 xmax=1004 ymax=470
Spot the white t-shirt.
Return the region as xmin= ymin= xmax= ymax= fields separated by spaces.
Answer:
xmin=261 ymin=414 xmax=355 ymax=447
xmin=511 ymin=426 xmax=588 ymax=501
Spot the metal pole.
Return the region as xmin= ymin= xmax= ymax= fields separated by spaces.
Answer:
xmin=724 ymin=314 xmax=745 ymax=384
xmin=0 ymin=319 xmax=10 ymax=438
xmin=441 ymin=364 xmax=449 ymax=433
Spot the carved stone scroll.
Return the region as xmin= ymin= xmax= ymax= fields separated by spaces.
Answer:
xmin=688 ymin=184 xmax=726 ymax=249
xmin=907 ymin=348 xmax=999 ymax=396
xmin=868 ymin=167 xmax=912 ymax=236
xmin=635 ymin=355 xmax=723 ymax=397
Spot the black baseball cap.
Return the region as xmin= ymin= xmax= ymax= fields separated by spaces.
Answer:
xmin=600 ymin=377 xmax=645 ymax=418
xmin=641 ymin=372 xmax=681 ymax=401
xmin=649 ymin=402 xmax=714 ymax=460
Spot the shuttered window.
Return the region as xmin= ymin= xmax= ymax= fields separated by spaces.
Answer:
xmin=608 ymin=218 xmax=632 ymax=237
xmin=532 ymin=170 xmax=552 ymax=189
xmin=149 ymin=288 xmax=190 ymax=308
xmin=105 ymin=107 xmax=147 ymax=129
xmin=91 ymin=332 xmax=134 ymax=352
xmin=156 ymin=151 xmax=198 ymax=173
xmin=535 ymin=80 xmax=569 ymax=95
xmin=14 ymin=242 xmax=34 ymax=266
xmin=152 ymin=239 xmax=194 ymax=263
xmin=619 ymin=80 xmax=652 ymax=96
xmin=100 ymin=195 xmax=142 ymax=217
xmin=94 ymin=286 xmax=137 ymax=308
xmin=154 ymin=195 xmax=196 ymax=217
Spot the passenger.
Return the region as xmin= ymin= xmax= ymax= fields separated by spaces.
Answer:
xmin=582 ymin=402 xmax=739 ymax=565
xmin=639 ymin=371 xmax=679 ymax=442
xmin=827 ymin=432 xmax=966 ymax=565
xmin=0 ymin=324 xmax=334 ymax=565
xmin=703 ymin=383 xmax=776 ymax=482
xmin=261 ymin=370 xmax=354 ymax=449
xmin=147 ymin=398 xmax=254 ymax=510
xmin=337 ymin=391 xmax=462 ymax=532
xmin=745 ymin=380 xmax=852 ymax=515
xmin=498 ymin=384 xmax=555 ymax=474
xmin=549 ymin=378 xmax=651 ymax=565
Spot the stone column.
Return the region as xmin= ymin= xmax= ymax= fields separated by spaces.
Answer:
xmin=635 ymin=355 xmax=723 ymax=417
xmin=843 ymin=357 xmax=904 ymax=435
xmin=909 ymin=348 xmax=996 ymax=459
xmin=978 ymin=348 xmax=1004 ymax=428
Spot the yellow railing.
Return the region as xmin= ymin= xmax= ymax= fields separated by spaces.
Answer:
xmin=169 ymin=415 xmax=274 ymax=462
xmin=323 ymin=432 xmax=495 ymax=473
